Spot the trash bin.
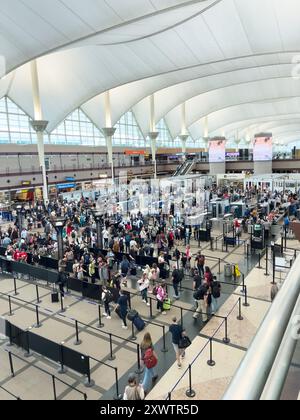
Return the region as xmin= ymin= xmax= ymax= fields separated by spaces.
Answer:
xmin=225 ymin=264 xmax=232 ymax=278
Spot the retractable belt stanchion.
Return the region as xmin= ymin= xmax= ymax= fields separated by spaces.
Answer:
xmin=36 ymin=285 xmax=41 ymax=304
xmin=135 ymin=344 xmax=144 ymax=375
xmin=98 ymin=305 xmax=104 ymax=328
xmin=74 ymin=320 xmax=82 ymax=346
xmin=185 ymin=365 xmax=196 ymax=398
xmin=265 ymin=246 xmax=270 ymax=277
xmin=13 ymin=278 xmax=18 ymax=296
xmin=223 ymin=318 xmax=230 ymax=344
xmin=161 ymin=325 xmax=168 ymax=353
xmin=34 ymin=305 xmax=42 ymax=328
xmin=8 ymin=296 xmax=14 ymax=317
xmin=237 ymin=298 xmax=244 ymax=321
xmin=52 ymin=375 xmax=57 ymax=401
xmin=113 ymin=368 xmax=122 ymax=401
xmin=108 ymin=334 xmax=116 ymax=361
xmin=207 ymin=339 xmax=216 ymax=367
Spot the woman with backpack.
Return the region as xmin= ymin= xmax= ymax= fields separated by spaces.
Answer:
xmin=102 ymin=286 xmax=113 ymax=320
xmin=140 ymin=333 xmax=158 ymax=394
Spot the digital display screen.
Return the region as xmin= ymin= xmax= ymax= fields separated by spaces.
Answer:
xmin=253 ymin=136 xmax=272 ymax=161
xmin=209 ymin=140 xmax=226 ymax=163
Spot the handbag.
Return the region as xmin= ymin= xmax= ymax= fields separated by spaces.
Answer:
xmin=178 ymin=336 xmax=192 ymax=349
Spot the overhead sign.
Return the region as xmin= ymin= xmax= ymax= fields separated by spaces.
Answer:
xmin=56 ymin=183 xmax=76 ymax=190
xmin=124 ymin=150 xmax=145 ymax=155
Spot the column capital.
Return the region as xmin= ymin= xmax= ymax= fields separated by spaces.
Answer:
xmin=30 ymin=120 xmax=49 ymax=133
xmin=148 ymin=131 xmax=159 ymax=140
xmin=179 ymin=134 xmax=189 ymax=142
xmin=102 ymin=127 xmax=116 ymax=138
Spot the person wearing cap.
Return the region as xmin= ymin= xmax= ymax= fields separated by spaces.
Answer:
xmin=123 ymin=373 xmax=145 ymax=401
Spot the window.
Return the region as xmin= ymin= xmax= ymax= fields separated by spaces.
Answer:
xmin=156 ymin=119 xmax=174 ymax=147
xmin=113 ymin=111 xmax=145 ymax=147
xmin=0 ymin=96 xmax=36 ymax=144
xmin=51 ymin=108 xmax=105 ymax=146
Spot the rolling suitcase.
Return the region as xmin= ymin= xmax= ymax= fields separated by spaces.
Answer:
xmin=51 ymin=292 xmax=59 ymax=303
xmin=133 ymin=315 xmax=145 ymax=332
xmin=127 ymin=310 xmax=139 ymax=322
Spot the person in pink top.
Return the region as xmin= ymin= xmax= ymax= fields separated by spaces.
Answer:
xmin=156 ymin=283 xmax=167 ymax=315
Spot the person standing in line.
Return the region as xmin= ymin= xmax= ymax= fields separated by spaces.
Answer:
xmin=156 ymin=283 xmax=167 ymax=315
xmin=138 ymin=272 xmax=150 ymax=306
xmin=193 ymin=283 xmax=210 ymax=323
xmin=171 ymin=265 xmax=183 ymax=300
xmin=115 ymin=289 xmax=129 ymax=329
xmin=195 ymin=251 xmax=205 ymax=277
xmin=123 ymin=374 xmax=145 ymax=401
xmin=169 ymin=317 xmax=185 ymax=369
xmin=57 ymin=267 xmax=67 ymax=299
xmin=102 ymin=228 xmax=109 ymax=249
xmin=210 ymin=276 xmax=221 ymax=315
xmin=140 ymin=333 xmax=159 ymax=394
xmin=102 ymin=286 xmax=113 ymax=320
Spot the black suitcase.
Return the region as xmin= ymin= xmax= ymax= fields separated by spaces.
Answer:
xmin=51 ymin=292 xmax=59 ymax=303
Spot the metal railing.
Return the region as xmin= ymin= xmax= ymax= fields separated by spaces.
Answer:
xmin=223 ymin=253 xmax=300 ymax=400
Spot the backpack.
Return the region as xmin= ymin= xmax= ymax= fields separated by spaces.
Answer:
xmin=193 ymin=285 xmax=207 ymax=301
xmin=144 ymin=348 xmax=158 ymax=369
xmin=212 ymin=282 xmax=221 ymax=299
xmin=104 ymin=290 xmax=114 ymax=303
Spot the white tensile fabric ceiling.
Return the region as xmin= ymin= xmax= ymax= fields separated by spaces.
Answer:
xmin=1 ymin=0 xmax=300 ymax=144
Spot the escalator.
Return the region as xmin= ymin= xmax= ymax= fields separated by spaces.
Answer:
xmin=173 ymin=159 xmax=195 ymax=177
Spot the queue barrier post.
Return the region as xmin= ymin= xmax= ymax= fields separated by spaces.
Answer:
xmin=8 ymin=295 xmax=14 ymax=317
xmin=180 ymin=307 xmax=184 ymax=328
xmin=52 ymin=375 xmax=57 ymax=400
xmin=36 ymin=285 xmax=41 ymax=304
xmin=34 ymin=305 xmax=42 ymax=328
xmin=13 ymin=278 xmax=19 ymax=296
xmin=84 ymin=367 xmax=95 ymax=388
xmin=207 ymin=339 xmax=216 ymax=367
xmin=149 ymin=297 xmax=154 ymax=320
xmin=243 ymin=286 xmax=250 ymax=307
xmin=258 ymin=252 xmax=262 ymax=269
xmin=8 ymin=352 xmax=15 ymax=377
xmin=59 ymin=294 xmax=65 ymax=313
xmin=113 ymin=368 xmax=122 ymax=400
xmin=135 ymin=344 xmax=144 ymax=375
xmin=237 ymin=298 xmax=244 ymax=321
xmin=241 ymin=274 xmax=245 ymax=294
xmin=185 ymin=365 xmax=196 ymax=398
xmin=265 ymin=246 xmax=270 ymax=277
xmin=98 ymin=305 xmax=104 ymax=328
xmin=24 ymin=330 xmax=33 ymax=358
xmin=57 ymin=345 xmax=67 ymax=375
xmin=223 ymin=318 xmax=230 ymax=345
xmin=108 ymin=334 xmax=116 ymax=361
xmin=74 ymin=320 xmax=82 ymax=346
xmin=6 ymin=322 xmax=13 ymax=347
xmin=161 ymin=326 xmax=168 ymax=353
xmin=218 ymin=259 xmax=221 ymax=275
xmin=131 ymin=322 xmax=137 ymax=341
